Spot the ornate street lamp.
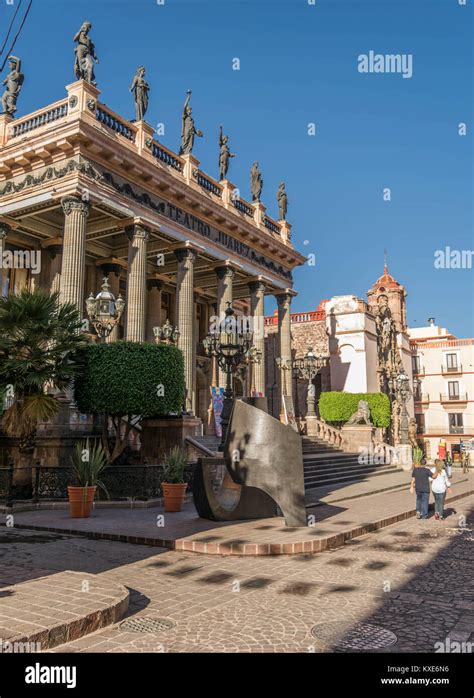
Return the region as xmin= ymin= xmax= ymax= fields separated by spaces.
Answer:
xmin=395 ymin=370 xmax=411 ymax=445
xmin=153 ymin=319 xmax=180 ymax=346
xmin=85 ymin=277 xmax=125 ymax=341
xmin=203 ymin=302 xmax=254 ymax=445
xmin=292 ymin=347 xmax=329 ymax=418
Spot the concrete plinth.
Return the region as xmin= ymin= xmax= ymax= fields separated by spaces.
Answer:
xmin=306 ymin=416 xmax=319 ymax=437
xmin=341 ymin=424 xmax=375 ymax=453
xmin=140 ymin=416 xmax=202 ymax=463
xmin=393 ymin=444 xmax=413 ymax=471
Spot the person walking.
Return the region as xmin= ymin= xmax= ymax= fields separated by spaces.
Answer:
xmin=462 ymin=449 xmax=470 ymax=474
xmin=445 ymin=451 xmax=453 ymax=478
xmin=410 ymin=462 xmax=437 ymax=519
xmin=430 ymin=459 xmax=452 ymax=520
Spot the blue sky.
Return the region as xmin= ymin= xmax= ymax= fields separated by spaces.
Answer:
xmin=1 ymin=0 xmax=472 ymax=335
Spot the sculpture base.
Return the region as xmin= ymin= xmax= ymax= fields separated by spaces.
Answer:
xmin=393 ymin=444 xmax=413 ymax=471
xmin=341 ymin=424 xmax=375 ymax=453
xmin=140 ymin=416 xmax=202 ymax=463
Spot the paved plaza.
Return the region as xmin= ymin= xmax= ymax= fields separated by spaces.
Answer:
xmin=0 ymin=493 xmax=472 ymax=653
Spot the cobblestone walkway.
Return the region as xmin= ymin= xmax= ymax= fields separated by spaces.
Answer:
xmin=0 ymin=496 xmax=472 ymax=653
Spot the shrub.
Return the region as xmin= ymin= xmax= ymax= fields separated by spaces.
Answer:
xmin=74 ymin=342 xmax=185 ymax=462
xmin=318 ymin=392 xmax=391 ymax=428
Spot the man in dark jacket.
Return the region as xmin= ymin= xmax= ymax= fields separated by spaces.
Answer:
xmin=410 ymin=464 xmax=437 ymax=519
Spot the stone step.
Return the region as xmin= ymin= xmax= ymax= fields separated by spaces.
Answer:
xmin=304 ymin=461 xmax=389 ymax=475
xmin=305 ymin=467 xmax=399 ymax=488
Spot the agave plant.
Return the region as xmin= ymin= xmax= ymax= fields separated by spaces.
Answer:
xmin=162 ymin=446 xmax=187 ymax=484
xmin=70 ymin=438 xmax=108 ymax=494
xmin=412 ymin=446 xmax=424 ymax=465
xmin=0 ymin=290 xmax=85 ymax=453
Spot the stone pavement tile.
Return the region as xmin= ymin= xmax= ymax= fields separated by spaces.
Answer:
xmin=1 ymin=497 xmax=472 ymax=653
xmin=8 ymin=472 xmax=472 ymax=557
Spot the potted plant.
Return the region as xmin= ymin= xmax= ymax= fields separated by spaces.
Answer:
xmin=68 ymin=438 xmax=108 ymax=518
xmin=413 ymin=446 xmax=424 ymax=466
xmin=161 ymin=446 xmax=188 ymax=512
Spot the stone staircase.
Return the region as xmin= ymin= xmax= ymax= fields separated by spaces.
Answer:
xmin=191 ymin=434 xmax=222 ymax=454
xmin=303 ymin=436 xmax=400 ymax=490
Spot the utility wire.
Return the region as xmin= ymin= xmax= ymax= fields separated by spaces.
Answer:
xmin=0 ymin=0 xmax=23 ymax=57
xmin=0 ymin=0 xmax=32 ymax=73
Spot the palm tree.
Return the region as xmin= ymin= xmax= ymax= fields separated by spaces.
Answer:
xmin=0 ymin=289 xmax=86 ymax=453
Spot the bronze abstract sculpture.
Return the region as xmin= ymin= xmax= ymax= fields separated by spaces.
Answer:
xmin=130 ymin=66 xmax=150 ymax=121
xmin=179 ymin=90 xmax=203 ymax=155
xmin=1 ymin=56 xmax=24 ymax=116
xmin=193 ymin=399 xmax=307 ymax=527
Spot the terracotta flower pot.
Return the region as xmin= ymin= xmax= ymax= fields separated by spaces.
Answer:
xmin=161 ymin=482 xmax=187 ymax=512
xmin=67 ymin=485 xmax=97 ymax=518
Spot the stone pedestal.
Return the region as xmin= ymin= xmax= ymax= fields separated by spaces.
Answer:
xmin=140 ymin=416 xmax=202 ymax=464
xmin=306 ymin=415 xmax=319 ymax=437
xmin=393 ymin=444 xmax=413 ymax=471
xmin=341 ymin=424 xmax=375 ymax=453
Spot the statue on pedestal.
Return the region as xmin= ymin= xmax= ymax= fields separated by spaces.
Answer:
xmin=346 ymin=400 xmax=372 ymax=426
xmin=218 ymin=125 xmax=235 ymax=180
xmin=130 ymin=66 xmax=150 ymax=121
xmin=250 ymin=161 xmax=263 ymax=202
xmin=179 ymin=90 xmax=203 ymax=155
xmin=1 ymin=56 xmax=24 ymax=116
xmin=73 ymin=21 xmax=99 ymax=85
xmin=277 ymin=181 xmax=288 ymax=220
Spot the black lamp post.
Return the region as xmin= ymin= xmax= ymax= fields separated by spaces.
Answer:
xmin=292 ymin=347 xmax=329 ymax=417
xmin=203 ymin=303 xmax=253 ymax=446
xmin=85 ymin=277 xmax=125 ymax=341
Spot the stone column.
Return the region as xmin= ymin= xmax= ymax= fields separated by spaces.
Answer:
xmin=276 ymin=291 xmax=294 ymax=405
xmin=216 ymin=265 xmax=234 ymax=388
xmin=0 ymin=222 xmax=11 ymax=296
xmin=146 ymin=279 xmax=163 ymax=342
xmin=248 ymin=280 xmax=266 ymax=395
xmin=60 ymin=196 xmax=89 ymax=316
xmin=125 ymin=224 xmax=149 ymax=342
xmin=175 ymin=247 xmax=196 ymax=413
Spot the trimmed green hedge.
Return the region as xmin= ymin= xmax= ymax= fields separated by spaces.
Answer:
xmin=318 ymin=392 xmax=391 ymax=428
xmin=74 ymin=341 xmax=185 ymax=417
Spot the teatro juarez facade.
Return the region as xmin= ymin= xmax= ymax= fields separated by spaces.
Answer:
xmin=0 ymin=41 xmax=305 ymax=432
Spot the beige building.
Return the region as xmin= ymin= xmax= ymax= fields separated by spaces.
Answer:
xmin=409 ymin=321 xmax=474 ymax=460
xmin=0 ymin=79 xmax=305 ymax=434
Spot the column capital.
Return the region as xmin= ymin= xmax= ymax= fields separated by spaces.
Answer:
xmin=0 ymin=221 xmax=12 ymax=239
xmin=125 ymin=223 xmax=150 ymax=243
xmin=41 ymin=237 xmax=63 ymax=259
xmin=275 ymin=288 xmax=297 ymax=305
xmin=61 ymin=195 xmax=90 ymax=218
xmin=96 ymin=257 xmax=127 ymax=278
xmin=174 ymin=246 xmax=197 ymax=264
xmin=147 ymin=278 xmax=164 ymax=291
xmin=215 ymin=264 xmax=236 ymax=281
xmin=248 ymin=279 xmax=266 ymax=295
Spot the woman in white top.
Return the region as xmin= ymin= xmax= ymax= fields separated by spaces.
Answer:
xmin=431 ymin=459 xmax=452 ymax=520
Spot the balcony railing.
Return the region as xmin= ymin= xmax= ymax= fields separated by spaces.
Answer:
xmin=193 ymin=170 xmax=222 ymax=198
xmin=233 ymin=198 xmax=254 ymax=218
xmin=264 ymin=216 xmax=281 ymax=235
xmin=440 ymin=393 xmax=468 ymax=403
xmin=412 ymin=365 xmax=424 ymax=375
xmin=417 ymin=426 xmax=468 ymax=436
xmin=441 ymin=364 xmax=462 ymax=374
xmin=414 ymin=393 xmax=430 ymax=403
xmin=148 ymin=140 xmax=183 ymax=172
xmin=95 ymin=105 xmax=136 ymax=142
xmin=10 ymin=101 xmax=69 ymax=138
